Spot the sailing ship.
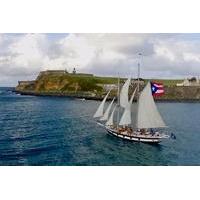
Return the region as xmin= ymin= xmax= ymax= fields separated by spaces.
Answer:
xmin=93 ymin=78 xmax=170 ymax=143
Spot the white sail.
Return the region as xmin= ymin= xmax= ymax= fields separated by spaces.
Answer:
xmin=106 ymin=105 xmax=117 ymax=126
xmin=119 ymin=107 xmax=132 ymax=126
xmin=120 ymin=78 xmax=131 ymax=108
xmin=100 ymin=97 xmax=115 ymax=121
xmin=119 ymin=88 xmax=137 ymax=126
xmin=136 ymin=82 xmax=166 ymax=129
xmin=93 ymin=90 xmax=111 ymax=118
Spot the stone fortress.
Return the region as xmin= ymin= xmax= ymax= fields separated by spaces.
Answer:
xmin=17 ymin=68 xmax=93 ymax=89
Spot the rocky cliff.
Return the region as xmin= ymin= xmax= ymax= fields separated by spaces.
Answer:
xmin=15 ymin=72 xmax=119 ymax=98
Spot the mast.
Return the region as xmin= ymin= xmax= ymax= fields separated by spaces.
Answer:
xmin=137 ymin=63 xmax=140 ymax=99
xmin=135 ymin=53 xmax=142 ymax=130
xmin=117 ymin=74 xmax=120 ymax=129
xmin=137 ymin=53 xmax=142 ymax=99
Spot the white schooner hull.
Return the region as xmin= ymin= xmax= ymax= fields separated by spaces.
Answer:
xmin=105 ymin=126 xmax=169 ymax=143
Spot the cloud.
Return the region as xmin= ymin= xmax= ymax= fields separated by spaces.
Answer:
xmin=1 ymin=33 xmax=200 ymax=86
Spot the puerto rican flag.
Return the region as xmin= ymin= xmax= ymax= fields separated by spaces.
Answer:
xmin=151 ymin=82 xmax=164 ymax=96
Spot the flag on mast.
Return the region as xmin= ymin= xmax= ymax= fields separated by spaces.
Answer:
xmin=151 ymin=82 xmax=164 ymax=96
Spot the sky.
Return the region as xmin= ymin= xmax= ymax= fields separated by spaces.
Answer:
xmin=1 ymin=33 xmax=200 ymax=86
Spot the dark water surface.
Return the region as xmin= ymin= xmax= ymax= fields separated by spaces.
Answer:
xmin=0 ymin=87 xmax=200 ymax=166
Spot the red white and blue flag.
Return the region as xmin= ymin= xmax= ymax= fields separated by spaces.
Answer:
xmin=151 ymin=82 xmax=164 ymax=96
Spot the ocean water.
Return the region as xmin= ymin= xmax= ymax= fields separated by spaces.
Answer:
xmin=0 ymin=87 xmax=200 ymax=166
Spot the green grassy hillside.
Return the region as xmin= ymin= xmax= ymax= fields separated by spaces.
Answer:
xmin=35 ymin=74 xmax=102 ymax=92
xmin=17 ymin=73 xmax=124 ymax=95
xmin=16 ymin=72 xmax=184 ymax=93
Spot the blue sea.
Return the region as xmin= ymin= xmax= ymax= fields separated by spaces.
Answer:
xmin=0 ymin=87 xmax=200 ymax=166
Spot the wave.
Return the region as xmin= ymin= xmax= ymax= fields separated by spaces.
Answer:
xmin=0 ymin=91 xmax=5 ymax=95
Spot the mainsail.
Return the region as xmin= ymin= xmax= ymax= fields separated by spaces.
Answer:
xmin=93 ymin=90 xmax=111 ymax=118
xmin=119 ymin=88 xmax=137 ymax=126
xmin=106 ymin=105 xmax=117 ymax=126
xmin=136 ymin=82 xmax=166 ymax=129
xmin=120 ymin=78 xmax=131 ymax=108
xmin=100 ymin=97 xmax=115 ymax=121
